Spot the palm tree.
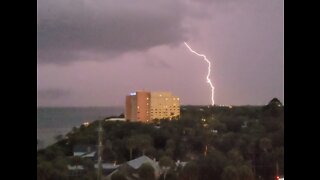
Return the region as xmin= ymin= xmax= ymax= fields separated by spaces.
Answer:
xmin=135 ymin=134 xmax=152 ymax=156
xmin=159 ymin=156 xmax=173 ymax=180
xmin=126 ymin=137 xmax=137 ymax=160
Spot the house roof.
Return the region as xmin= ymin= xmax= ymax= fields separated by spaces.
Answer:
xmin=127 ymin=155 xmax=159 ymax=170
xmin=81 ymin=151 xmax=96 ymax=158
xmin=73 ymin=145 xmax=97 ymax=153
xmin=94 ymin=163 xmax=120 ymax=169
xmin=105 ymin=118 xmax=126 ymax=121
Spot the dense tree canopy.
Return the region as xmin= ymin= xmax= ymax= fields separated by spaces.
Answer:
xmin=139 ymin=163 xmax=156 ymax=180
xmin=38 ymin=99 xmax=284 ymax=180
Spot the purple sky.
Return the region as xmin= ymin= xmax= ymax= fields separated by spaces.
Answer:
xmin=37 ymin=0 xmax=283 ymax=107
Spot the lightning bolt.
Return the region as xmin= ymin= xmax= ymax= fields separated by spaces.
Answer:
xmin=184 ymin=42 xmax=215 ymax=106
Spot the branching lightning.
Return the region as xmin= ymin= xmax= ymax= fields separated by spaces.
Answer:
xmin=184 ymin=42 xmax=215 ymax=106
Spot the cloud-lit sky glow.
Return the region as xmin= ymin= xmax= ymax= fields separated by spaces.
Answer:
xmin=37 ymin=0 xmax=284 ymax=107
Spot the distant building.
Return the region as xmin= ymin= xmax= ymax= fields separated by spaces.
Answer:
xmin=150 ymin=92 xmax=180 ymax=120
xmin=125 ymin=91 xmax=150 ymax=122
xmin=105 ymin=118 xmax=126 ymax=122
xmin=125 ymin=91 xmax=180 ymax=122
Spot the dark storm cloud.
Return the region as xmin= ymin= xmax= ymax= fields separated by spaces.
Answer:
xmin=37 ymin=0 xmax=190 ymax=64
xmin=37 ymin=89 xmax=71 ymax=99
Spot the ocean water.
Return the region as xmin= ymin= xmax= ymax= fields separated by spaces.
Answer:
xmin=37 ymin=107 xmax=124 ymax=149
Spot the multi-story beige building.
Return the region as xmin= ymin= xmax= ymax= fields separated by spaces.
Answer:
xmin=149 ymin=92 xmax=180 ymax=120
xmin=125 ymin=91 xmax=180 ymax=122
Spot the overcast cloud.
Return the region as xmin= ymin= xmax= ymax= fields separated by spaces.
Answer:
xmin=37 ymin=0 xmax=194 ymax=64
xmin=37 ymin=0 xmax=284 ymax=106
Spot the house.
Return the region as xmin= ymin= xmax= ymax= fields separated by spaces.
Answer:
xmin=67 ymin=162 xmax=119 ymax=178
xmin=95 ymin=163 xmax=120 ymax=175
xmin=105 ymin=155 xmax=161 ymax=180
xmin=73 ymin=144 xmax=97 ymax=160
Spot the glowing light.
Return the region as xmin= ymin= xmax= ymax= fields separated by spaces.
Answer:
xmin=184 ymin=42 xmax=215 ymax=105
xmin=83 ymin=122 xmax=90 ymax=126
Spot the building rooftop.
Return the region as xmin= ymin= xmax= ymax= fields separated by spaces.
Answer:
xmin=94 ymin=163 xmax=120 ymax=169
xmin=127 ymin=155 xmax=159 ymax=170
xmin=105 ymin=118 xmax=126 ymax=121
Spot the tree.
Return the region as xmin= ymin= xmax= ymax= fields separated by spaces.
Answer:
xmin=165 ymin=139 xmax=176 ymax=157
xmin=55 ymin=134 xmax=64 ymax=142
xmin=221 ymin=165 xmax=239 ymax=180
xmin=105 ymin=139 xmax=113 ymax=150
xmin=238 ymin=165 xmax=254 ymax=180
xmin=136 ymin=134 xmax=153 ymax=155
xmin=267 ymin=98 xmax=283 ymax=107
xmin=118 ymin=113 xmax=125 ymax=118
xmin=262 ymin=98 xmax=283 ymax=117
xmin=138 ymin=163 xmax=155 ymax=180
xmin=37 ymin=160 xmax=54 ymax=180
xmin=208 ymin=119 xmax=227 ymax=133
xmin=159 ymin=156 xmax=174 ymax=180
xmin=37 ymin=156 xmax=68 ymax=180
xmin=82 ymin=158 xmax=95 ymax=171
xmin=72 ymin=126 xmax=78 ymax=133
xmin=161 ymin=170 xmax=178 ymax=180
xmin=126 ymin=136 xmax=137 ymax=160
xmin=272 ymin=146 xmax=284 ymax=175
xmin=227 ymin=149 xmax=244 ymax=165
xmin=197 ymin=150 xmax=227 ymax=180
xmin=179 ymin=162 xmax=198 ymax=180
xmin=259 ymin=137 xmax=272 ymax=152
xmin=111 ymin=171 xmax=127 ymax=180
xmin=52 ymin=157 xmax=69 ymax=180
